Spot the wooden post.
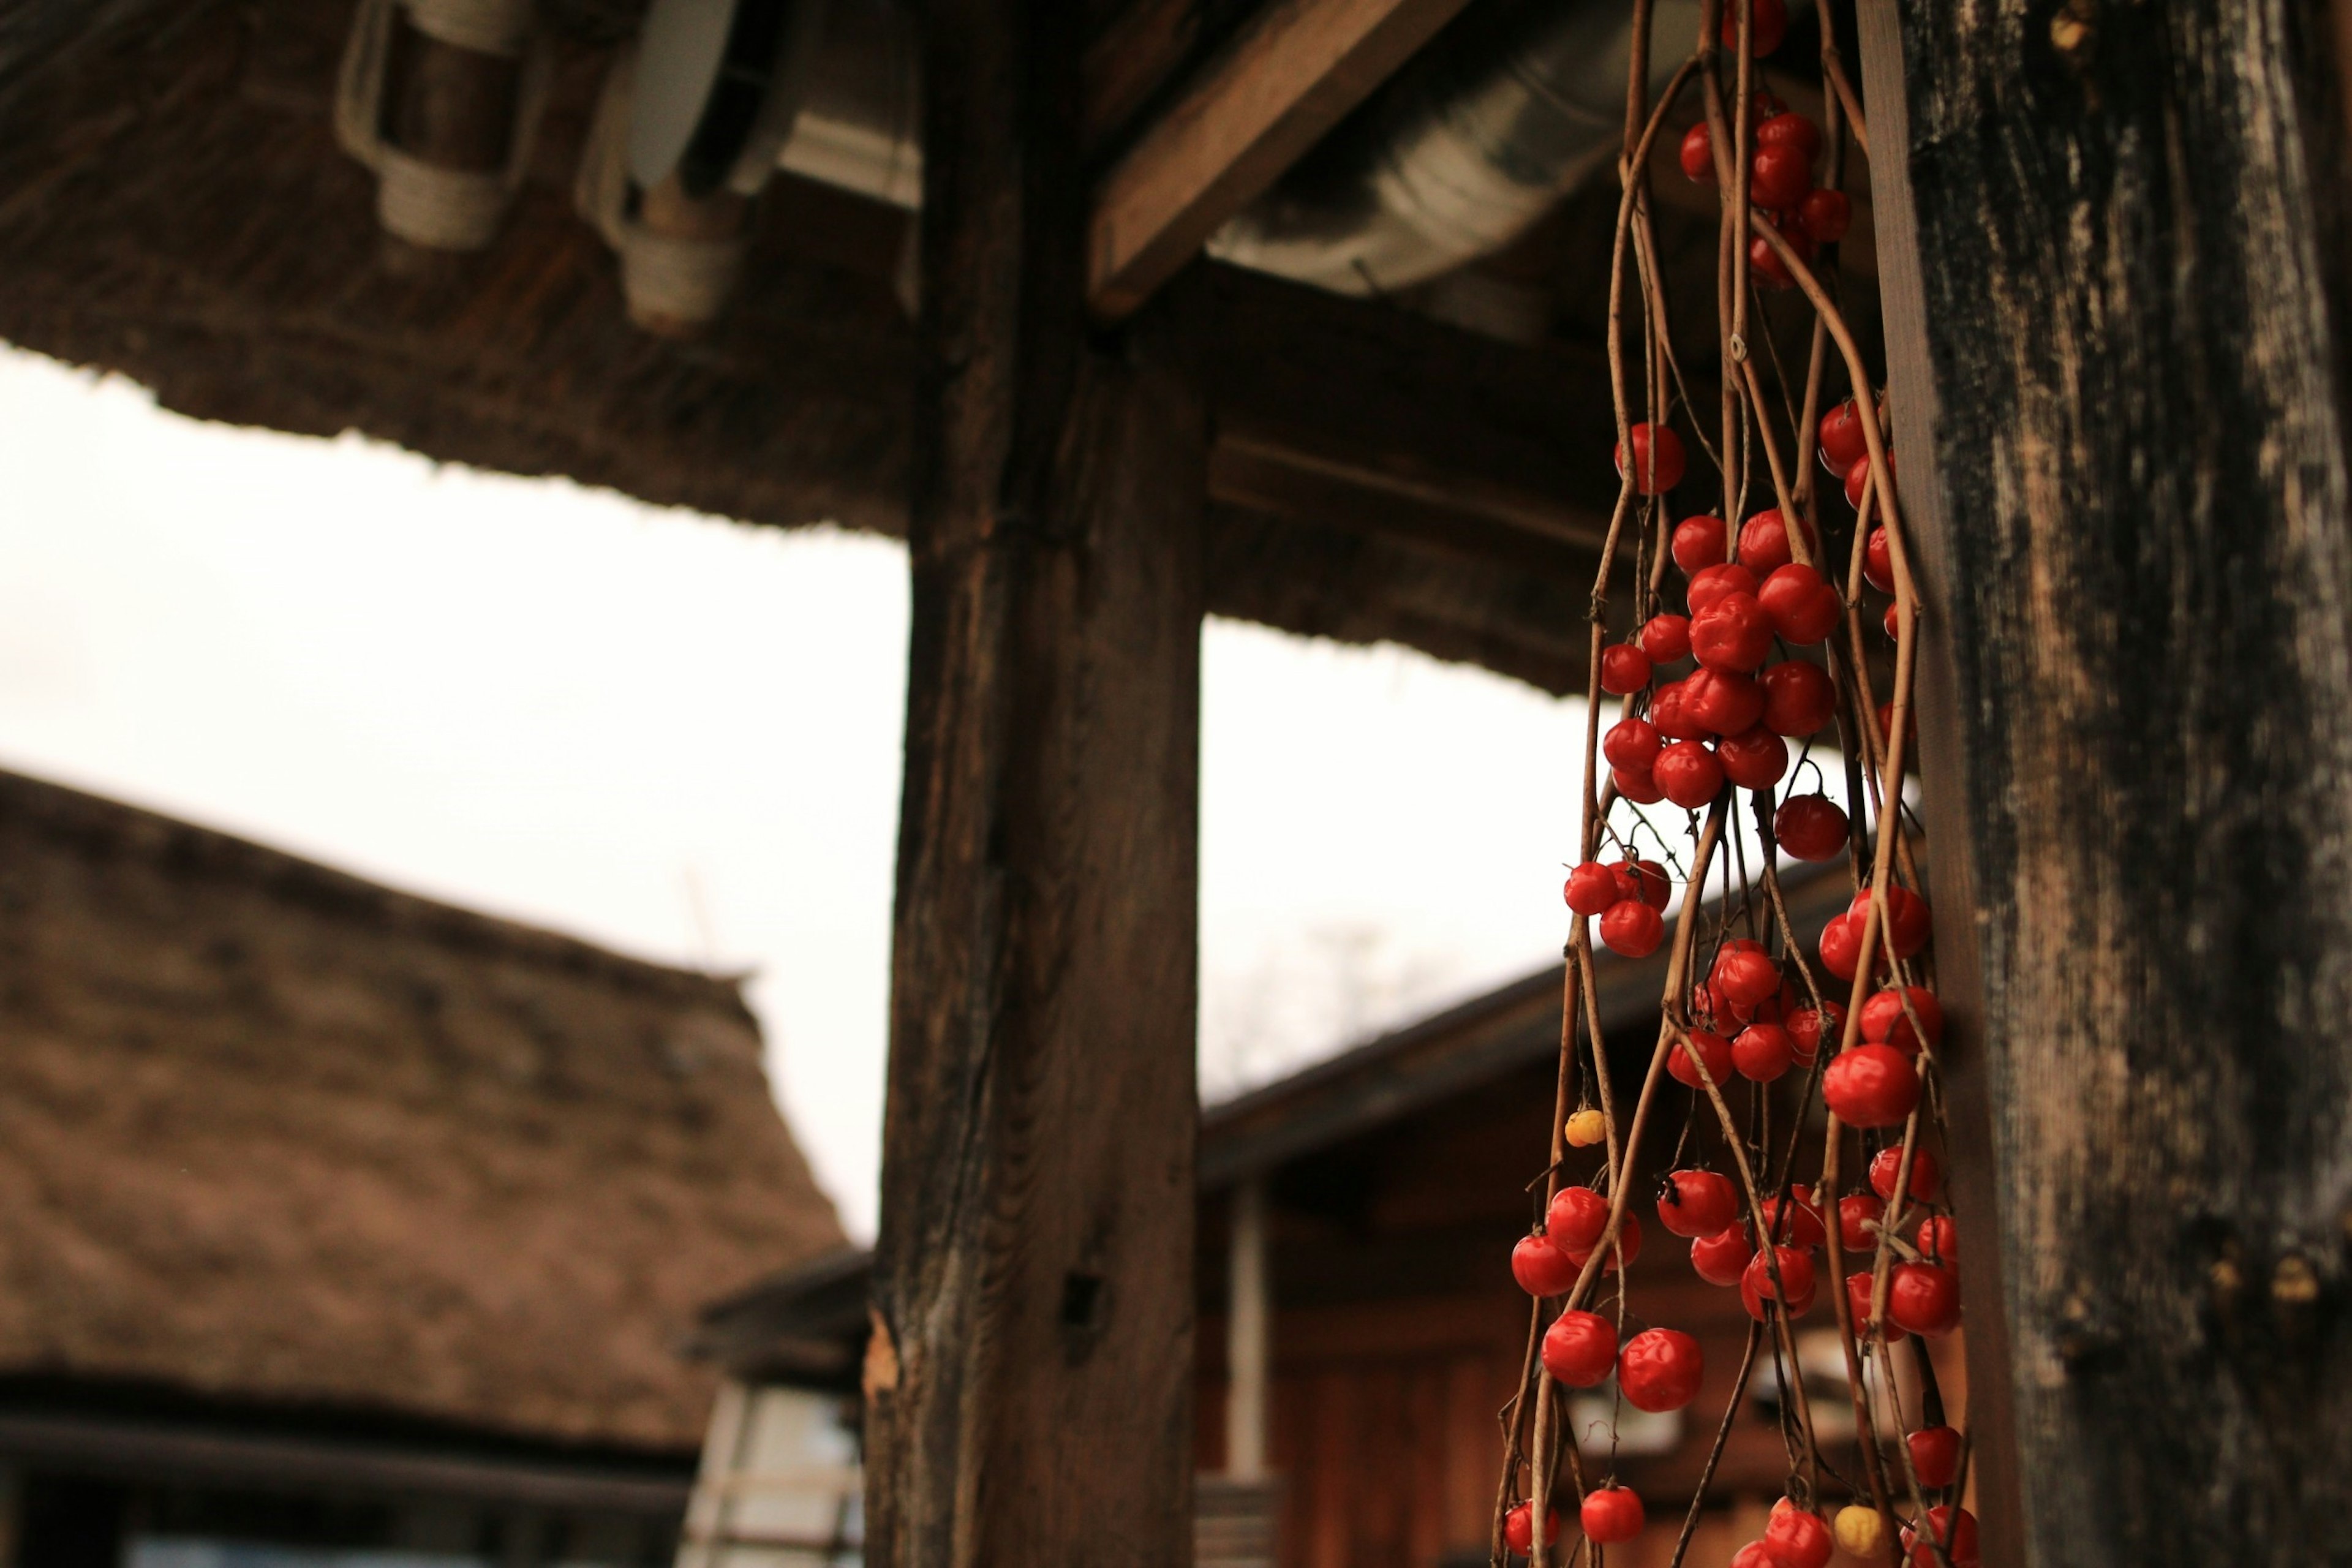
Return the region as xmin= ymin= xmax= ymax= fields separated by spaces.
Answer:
xmin=1858 ymin=2 xmax=2352 ymax=1562
xmin=861 ymin=0 xmax=1204 ymax=1556
xmin=1226 ymin=1178 xmax=1271 ymax=1480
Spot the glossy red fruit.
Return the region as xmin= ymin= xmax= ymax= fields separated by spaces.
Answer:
xmin=1719 ymin=725 xmax=1790 ymax=789
xmin=1773 ymin=794 xmax=1848 ymax=861
xmin=1669 ymin=1028 xmax=1734 ymax=1090
xmin=1691 ymin=592 xmax=1775 ymax=674
xmin=1861 ymin=986 xmax=1943 ymax=1053
xmin=1847 ymin=1269 xmax=1906 ymax=1343
xmin=1672 ymin=514 xmax=1729 ymax=572
xmin=1819 ymin=399 xmax=1871 ymax=477
xmin=1686 ymin=562 xmax=1760 ymax=617
xmin=1683 ymin=668 xmax=1766 ymax=736
xmin=1845 ymin=449 xmax=1896 ymax=510
xmin=1817 ymin=911 xmax=1882 ymax=981
xmin=1651 ymin=678 xmax=1705 ymax=740
xmin=1837 ymin=1193 xmax=1885 ymax=1253
xmin=1767 ymin=1499 xmax=1836 ymax=1568
xmin=1640 ymin=612 xmax=1693 ymax=663
xmin=1503 ymin=1501 xmax=1562 ymax=1555
xmin=1658 ymin=1169 xmax=1741 ymax=1238
xmin=1547 ymin=1185 xmax=1608 ymax=1252
xmin=1755 ymin=111 xmax=1822 ymax=162
xmin=1614 ymin=859 xmax=1672 ymax=909
xmin=1512 ymin=1232 xmax=1578 ymax=1295
xmin=1713 ymin=940 xmax=1780 ymax=1007
xmin=1908 ymin=1425 xmax=1963 ymax=1489
xmin=1692 ymin=1226 xmax=1752 ymax=1285
xmin=1721 ymin=0 xmax=1789 ymax=56
xmin=1784 ymin=1000 xmax=1843 ymax=1064
xmin=1737 ymin=507 xmax=1817 ymax=575
xmin=1749 ymin=225 xmax=1815 ymax=290
xmin=1864 ymin=526 xmax=1895 ymax=591
xmin=1679 ymin=121 xmax=1717 ymax=183
xmin=1884 ymin=601 xmax=1902 ymax=641
xmin=1869 ymin=1144 xmax=1940 ymax=1203
xmin=1564 ymin=862 xmax=1621 ymax=916
xmin=1800 ymin=187 xmax=1852 ymax=244
xmin=1760 ymin=658 xmax=1837 ymax=736
xmin=1618 ymin=423 xmax=1686 ymax=494
xmin=1612 ymin=766 xmax=1666 ymax=805
xmin=1904 ymin=1506 xmax=1980 ymax=1568
xmin=1824 ymin=1043 xmax=1921 ymax=1127
xmin=1733 ymin=1022 xmax=1794 ymax=1082
xmin=1741 ymin=1244 xmax=1816 ymax=1320
xmin=1852 ymin=885 xmax=1932 ymax=959
xmin=1566 ymin=1210 xmax=1643 ymax=1273
xmin=1655 ymin=741 xmax=1725 ymax=809
xmin=1599 ymin=643 xmax=1651 ymax=695
xmin=1760 ymin=1188 xmax=1825 ymax=1249
xmin=1888 ymin=1261 xmax=1962 ymax=1336
xmin=1542 ymin=1310 xmax=1618 ymax=1385
xmin=1600 ymin=899 xmax=1665 ymax=957
xmin=1732 ymin=1542 xmax=1798 ymax=1568
xmin=1619 ymin=1327 xmax=1705 ymax=1412
xmin=1581 ymin=1486 xmax=1646 ymax=1545
xmin=1917 ymin=1215 xmax=1959 ymax=1264
xmin=1758 ymin=563 xmax=1841 ymax=644
xmin=1603 ymin=717 xmax=1663 ymax=774
xmin=1751 ymin=143 xmax=1814 ymax=210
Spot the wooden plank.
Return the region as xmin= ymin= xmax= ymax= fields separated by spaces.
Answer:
xmin=1088 ymin=0 xmax=1477 ymax=318
xmin=860 ymin=0 xmax=1205 ymax=1556
xmin=1857 ymin=1 xmax=2352 ymax=1564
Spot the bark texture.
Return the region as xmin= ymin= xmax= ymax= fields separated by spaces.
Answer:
xmin=1866 ymin=0 xmax=2352 ymax=1560
xmin=860 ymin=0 xmax=1203 ymax=1557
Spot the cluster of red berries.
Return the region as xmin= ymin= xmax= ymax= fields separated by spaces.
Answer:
xmin=1564 ymin=856 xmax=1673 ymax=958
xmin=1677 ymin=89 xmax=1847 ymax=290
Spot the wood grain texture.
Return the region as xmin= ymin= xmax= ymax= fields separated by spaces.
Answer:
xmin=861 ymin=0 xmax=1202 ymax=1556
xmin=1864 ymin=0 xmax=2352 ymax=1559
xmin=1087 ymin=0 xmax=1476 ymax=318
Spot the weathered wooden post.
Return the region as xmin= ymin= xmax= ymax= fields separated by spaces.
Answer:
xmin=1861 ymin=2 xmax=2352 ymax=1561
xmin=860 ymin=0 xmax=1205 ymax=1556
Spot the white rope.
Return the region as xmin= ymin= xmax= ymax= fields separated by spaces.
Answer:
xmin=575 ymin=47 xmax=751 ymax=331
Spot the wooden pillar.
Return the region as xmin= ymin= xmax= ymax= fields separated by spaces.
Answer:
xmin=861 ymin=0 xmax=1205 ymax=1554
xmin=1225 ymin=1178 xmax=1271 ymax=1480
xmin=1858 ymin=2 xmax=2352 ymax=1562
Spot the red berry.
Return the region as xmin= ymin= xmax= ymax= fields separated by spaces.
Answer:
xmin=1683 ymin=668 xmax=1766 ymax=736
xmin=1672 ymin=514 xmax=1729 ymax=572
xmin=1861 ymin=986 xmax=1943 ymax=1053
xmin=1785 ymin=1000 xmax=1844 ymax=1063
xmin=1800 ymin=186 xmax=1852 ymax=244
xmin=1654 ymin=740 xmax=1725 ymax=809
xmin=1883 ymin=601 xmax=1902 ymax=640
xmin=1581 ymin=1487 xmax=1646 ymax=1545
xmin=1658 ymin=1169 xmax=1741 ymax=1237
xmin=1599 ymin=899 xmax=1665 ymax=956
xmin=1679 ymin=121 xmax=1717 ymax=183
xmin=1617 ymin=423 xmax=1686 ymax=494
xmin=1503 ymin=1501 xmax=1562 ymax=1555
xmin=1870 ymin=1145 xmax=1941 ymax=1202
xmin=1760 ymin=1187 xmax=1825 ymax=1248
xmin=1760 ymin=658 xmax=1837 ymax=736
xmin=1564 ymin=1210 xmax=1643 ymax=1272
xmin=1612 ymin=766 xmax=1666 ymax=805
xmin=1817 ymin=911 xmax=1869 ymax=980
xmin=1740 ymin=1244 xmax=1816 ymax=1320
xmin=1823 ymin=1042 xmax=1921 ymax=1127
xmin=1917 ymin=1215 xmax=1959 ymax=1264
xmin=1847 ymin=1268 xmax=1906 ymax=1343
xmin=1669 ymin=1028 xmax=1734 ymax=1090
xmin=1599 ymin=641 xmax=1653 ymax=695
xmin=1733 ymin=1021 xmax=1794 ymax=1081
xmin=1541 ymin=1309 xmax=1618 ymax=1385
xmin=1691 ymin=593 xmax=1775 ymax=674
xmin=1845 ymin=449 xmax=1896 ymax=510
xmin=1819 ymin=399 xmax=1870 ymax=476
xmin=1721 ymin=0 xmax=1789 ymax=56
xmin=1773 ymin=794 xmax=1848 ymax=861
xmin=1711 ymin=938 xmax=1779 ymax=1006
xmin=1758 ymin=563 xmax=1841 ymax=644
xmin=1651 ymin=677 xmax=1705 ymax=740
xmin=1904 ymin=1507 xmax=1980 ymax=1568
xmin=1619 ymin=1326 xmax=1705 ymax=1412
xmin=1755 ymin=111 xmax=1822 ymax=162
xmin=1749 ymin=232 xmax=1797 ymax=290
xmin=1603 ymin=717 xmax=1663 ymax=774
xmin=1908 ymin=1425 xmax=1963 ymax=1489
xmin=1692 ymin=1226 xmax=1751 ymax=1285
xmin=1640 ymin=612 xmax=1693 ymax=663
xmin=1864 ymin=526 xmax=1896 ymax=591
xmin=1732 ymin=1542 xmax=1799 ymax=1568
xmin=1546 ymin=1186 xmax=1607 ymax=1252
xmin=1737 ymin=507 xmax=1817 ymax=574
xmin=1512 ymin=1232 xmax=1578 ymax=1295
xmin=1718 ymin=724 xmax=1790 ymax=788
xmin=1686 ymin=562 xmax=1760 ymax=617
xmin=1767 ymin=1499 xmax=1836 ymax=1568
xmin=1615 ymin=859 xmax=1672 ymax=908
xmin=1837 ymin=1193 xmax=1885 ymax=1253
xmin=1564 ymin=862 xmax=1621 ymax=916
xmin=1853 ymin=884 xmax=1932 ymax=958
xmin=1751 ymin=143 xmax=1814 ymax=210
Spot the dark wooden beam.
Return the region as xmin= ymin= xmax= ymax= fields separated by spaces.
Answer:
xmin=1087 ymin=0 xmax=1477 ymax=318
xmin=863 ymin=0 xmax=1202 ymax=1557
xmin=1860 ymin=1 xmax=2352 ymax=1562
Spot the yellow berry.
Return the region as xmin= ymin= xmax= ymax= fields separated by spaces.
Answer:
xmin=1565 ymin=1109 xmax=1607 ymax=1148
xmin=1834 ymin=1504 xmax=1884 ymax=1557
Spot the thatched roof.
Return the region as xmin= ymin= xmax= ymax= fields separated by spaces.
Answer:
xmin=0 ymin=767 xmax=844 ymax=1452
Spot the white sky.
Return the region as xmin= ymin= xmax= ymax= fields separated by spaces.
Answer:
xmin=0 ymin=345 xmax=1600 ymax=1238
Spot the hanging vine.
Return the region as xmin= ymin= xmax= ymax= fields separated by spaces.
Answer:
xmin=1493 ymin=2 xmax=1975 ymax=1564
